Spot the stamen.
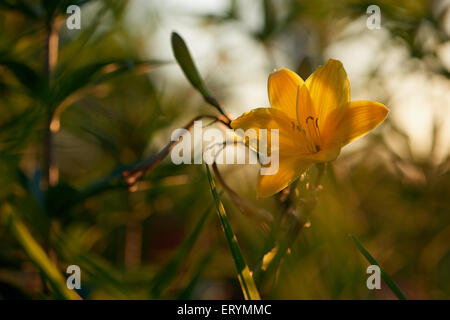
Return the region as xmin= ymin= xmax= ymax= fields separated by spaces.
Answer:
xmin=314 ymin=117 xmax=321 ymax=141
xmin=297 ymin=122 xmax=315 ymax=154
xmin=295 ymin=87 xmax=323 ymax=153
xmin=305 ymin=116 xmax=316 ymax=145
xmin=305 ymin=116 xmax=322 ymax=153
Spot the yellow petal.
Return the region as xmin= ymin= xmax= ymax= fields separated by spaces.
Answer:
xmin=296 ymin=84 xmax=316 ymax=124
xmin=268 ymin=68 xmax=304 ymax=121
xmin=258 ymin=157 xmax=312 ymax=198
xmin=322 ymin=100 xmax=389 ymax=148
xmin=305 ymin=59 xmax=350 ymax=122
xmin=230 ymin=107 xmax=313 ymax=156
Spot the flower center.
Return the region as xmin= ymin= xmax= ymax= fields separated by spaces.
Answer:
xmin=305 ymin=116 xmax=321 ymax=152
xmin=291 ymin=118 xmax=322 ymax=153
xmin=294 ymin=85 xmax=322 ymax=153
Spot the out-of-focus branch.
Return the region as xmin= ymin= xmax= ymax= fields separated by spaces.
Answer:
xmin=122 ymin=114 xmax=230 ymax=187
xmin=43 ymin=17 xmax=62 ymax=189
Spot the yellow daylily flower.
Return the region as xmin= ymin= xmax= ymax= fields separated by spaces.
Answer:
xmin=231 ymin=59 xmax=389 ymax=198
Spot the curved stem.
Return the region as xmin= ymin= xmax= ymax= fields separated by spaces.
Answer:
xmin=122 ymin=115 xmax=230 ymax=186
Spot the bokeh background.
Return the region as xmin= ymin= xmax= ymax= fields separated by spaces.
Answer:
xmin=0 ymin=0 xmax=449 ymax=299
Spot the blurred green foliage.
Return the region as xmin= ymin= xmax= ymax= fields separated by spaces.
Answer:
xmin=0 ymin=0 xmax=449 ymax=299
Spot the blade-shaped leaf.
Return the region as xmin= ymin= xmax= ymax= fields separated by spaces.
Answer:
xmin=51 ymin=59 xmax=167 ymax=110
xmin=0 ymin=0 xmax=41 ymax=19
xmin=151 ymin=203 xmax=214 ymax=298
xmin=350 ymin=234 xmax=407 ymax=300
xmin=2 ymin=204 xmax=81 ymax=300
xmin=171 ymin=32 xmax=228 ymax=119
xmin=177 ymin=238 xmax=220 ymax=299
xmin=0 ymin=58 xmax=44 ymax=96
xmin=205 ymin=164 xmax=261 ymax=300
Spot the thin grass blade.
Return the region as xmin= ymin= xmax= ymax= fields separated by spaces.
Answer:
xmin=350 ymin=234 xmax=407 ymax=300
xmin=205 ymin=164 xmax=261 ymax=300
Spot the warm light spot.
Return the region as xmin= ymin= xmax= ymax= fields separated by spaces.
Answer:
xmin=49 ymin=165 xmax=59 ymax=186
xmin=50 ymin=118 xmax=60 ymax=132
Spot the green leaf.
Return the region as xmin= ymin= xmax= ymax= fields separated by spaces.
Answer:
xmin=350 ymin=234 xmax=407 ymax=300
xmin=0 ymin=105 xmax=42 ymax=154
xmin=0 ymin=0 xmax=41 ymax=19
xmin=151 ymin=203 xmax=214 ymax=298
xmin=0 ymin=58 xmax=44 ymax=97
xmin=205 ymin=164 xmax=261 ymax=300
xmin=52 ymin=232 xmax=131 ymax=299
xmin=171 ymin=32 xmax=228 ymax=119
xmin=177 ymin=238 xmax=220 ymax=299
xmin=51 ymin=59 xmax=167 ymax=110
xmin=2 ymin=204 xmax=81 ymax=300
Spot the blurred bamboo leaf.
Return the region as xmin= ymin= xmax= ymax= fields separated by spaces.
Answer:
xmin=51 ymin=59 xmax=167 ymax=110
xmin=0 ymin=106 xmax=42 ymax=154
xmin=205 ymin=164 xmax=261 ymax=300
xmin=2 ymin=204 xmax=81 ymax=300
xmin=350 ymin=234 xmax=407 ymax=300
xmin=0 ymin=0 xmax=41 ymax=19
xmin=0 ymin=57 xmax=45 ymax=97
xmin=170 ymin=32 xmax=228 ymax=120
xmin=53 ymin=234 xmax=131 ymax=299
xmin=151 ymin=203 xmax=214 ymax=298
xmin=177 ymin=238 xmax=220 ymax=299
